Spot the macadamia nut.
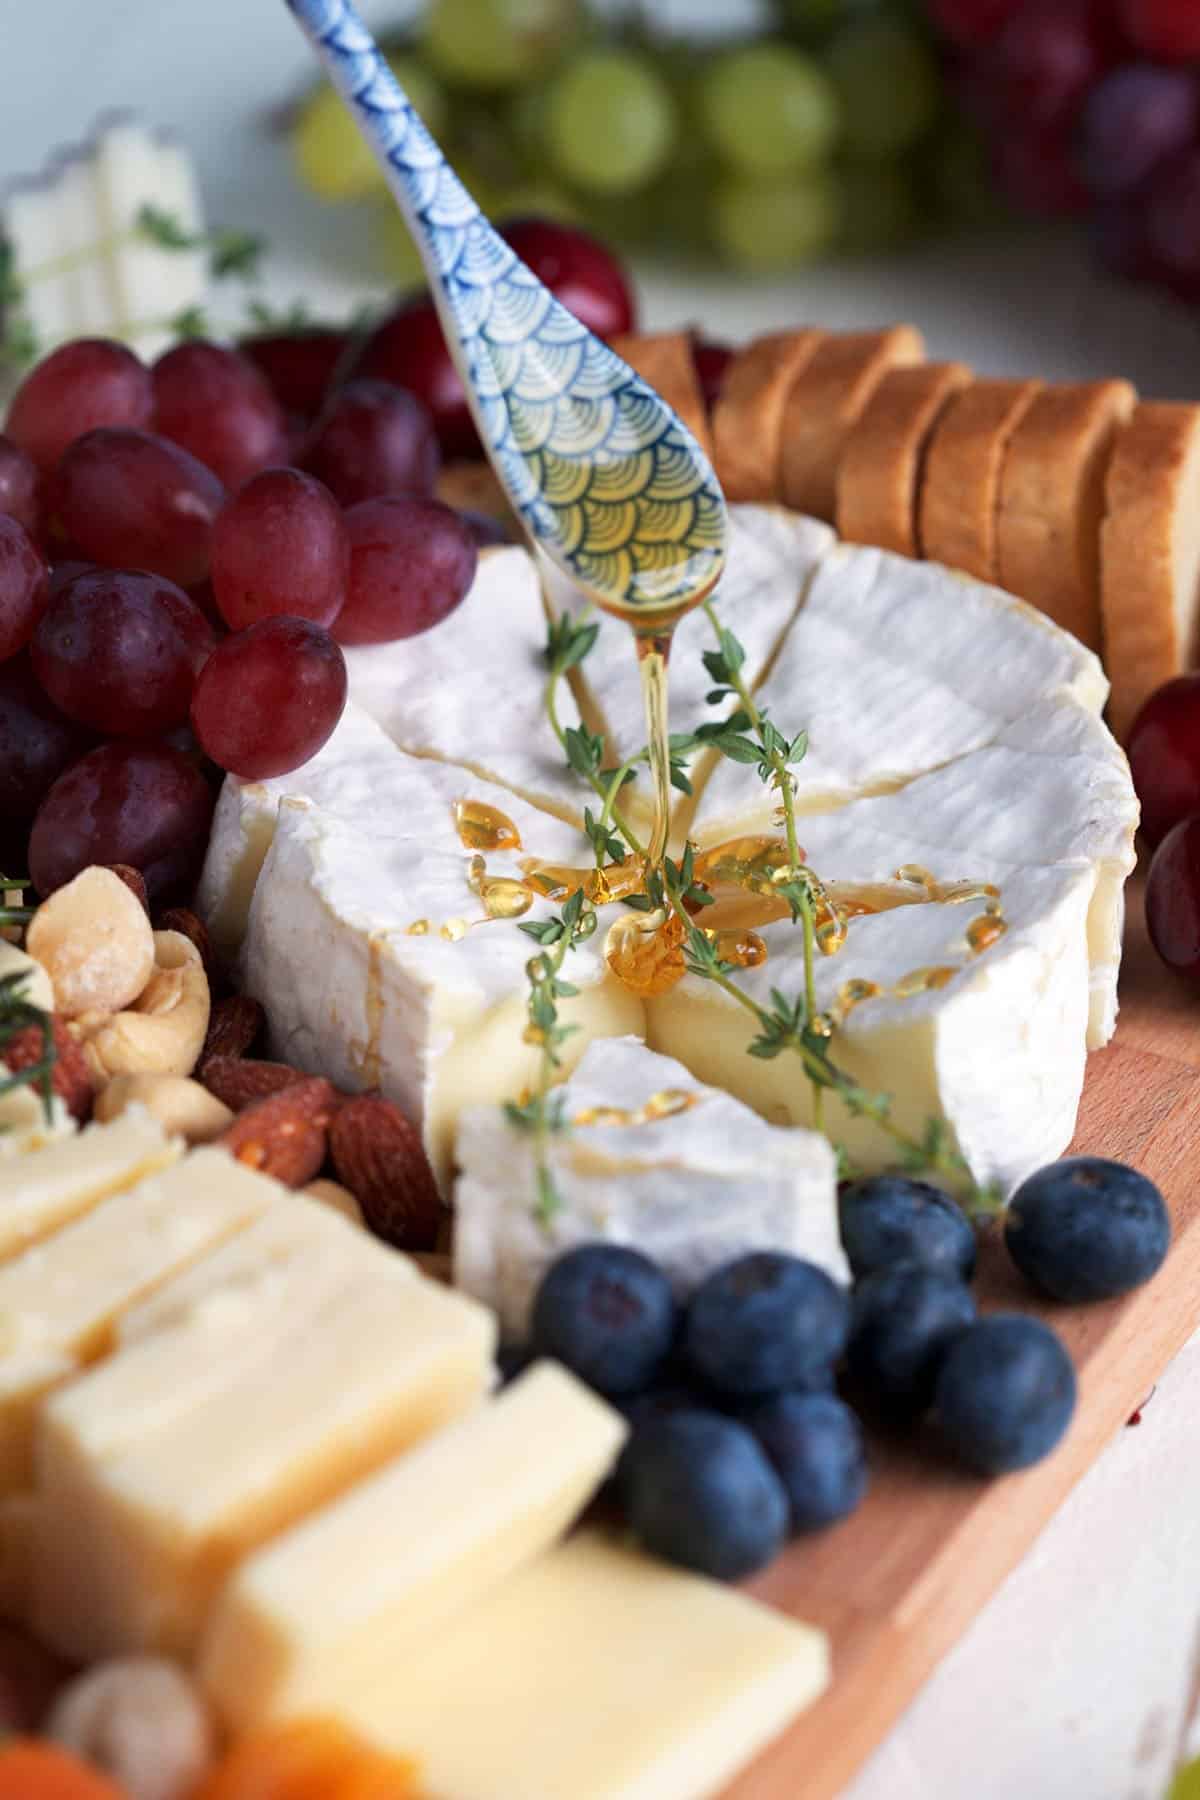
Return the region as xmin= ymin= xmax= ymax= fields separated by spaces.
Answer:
xmin=94 ymin=1075 xmax=233 ymax=1144
xmin=46 ymin=1655 xmax=215 ymax=1800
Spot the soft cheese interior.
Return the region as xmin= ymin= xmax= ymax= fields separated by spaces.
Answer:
xmin=198 ymin=505 xmax=1138 ymax=1199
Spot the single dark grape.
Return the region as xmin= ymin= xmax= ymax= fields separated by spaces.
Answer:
xmin=982 ymin=1 xmax=1114 ymax=132
xmin=990 ymin=128 xmax=1089 ymax=217
xmin=1146 ymin=814 xmax=1200 ymax=982
xmin=847 ymin=1265 xmax=977 ymax=1413
xmin=337 ymin=496 xmax=477 ymax=645
xmin=0 ymin=435 xmax=40 ymax=537
xmin=1005 ymin=1157 xmax=1170 ymax=1302
xmin=619 ymin=1410 xmax=789 ymax=1580
xmin=0 ymin=516 xmax=48 ymax=664
xmin=0 ymin=654 xmax=95 ymax=819
xmin=685 ymin=1253 xmax=850 ymax=1399
xmin=838 ymin=1175 xmax=977 ymax=1282
xmin=1146 ymin=149 xmax=1200 ymax=304
xmin=935 ymin=1315 xmax=1076 ymax=1474
xmin=302 ymin=379 xmax=440 ymax=507
xmin=32 ymin=568 xmax=213 ymax=737
xmin=210 ymin=467 xmax=348 ymax=631
xmin=352 ymin=298 xmax=477 ymax=460
xmin=239 ymin=327 xmax=349 ymax=421
xmin=52 ymin=429 xmax=226 ymax=588
xmin=927 ymin=0 xmax=1023 ymax=51
xmin=459 ymin=507 xmax=517 ymax=549
xmin=1079 ymin=65 xmax=1199 ymax=199
xmin=530 ymin=1244 xmax=678 ymax=1396
xmin=1127 ymin=674 xmax=1200 ymax=847
xmin=503 ymin=216 xmax=637 ymax=338
xmin=152 ymin=341 xmax=287 ymax=490
xmin=190 ymin=615 xmax=347 ymax=779
xmin=745 ymin=1391 xmax=868 ymax=1531
xmin=1117 ymin=0 xmax=1200 ymax=64
xmin=29 ymin=740 xmax=215 ymax=900
xmin=4 ymin=339 xmax=153 ymax=475
xmin=692 ymin=338 xmax=734 ymax=412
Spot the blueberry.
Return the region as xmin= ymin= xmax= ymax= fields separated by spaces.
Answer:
xmin=530 ymin=1244 xmax=677 ymax=1396
xmin=684 ymin=1253 xmax=850 ymax=1399
xmin=848 ymin=1264 xmax=977 ymax=1412
xmin=935 ymin=1314 xmax=1076 ymax=1475
xmin=1005 ymin=1157 xmax=1170 ymax=1302
xmin=745 ymin=1392 xmax=868 ymax=1531
xmin=839 ymin=1175 xmax=976 ymax=1281
xmin=619 ymin=1409 xmax=789 ymax=1581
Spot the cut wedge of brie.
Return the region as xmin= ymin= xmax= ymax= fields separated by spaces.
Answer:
xmin=199 ymin=504 xmax=1138 ymax=1204
xmin=456 ymin=1037 xmax=845 ymax=1340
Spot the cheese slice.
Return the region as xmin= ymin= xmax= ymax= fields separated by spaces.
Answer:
xmin=0 ymin=1107 xmax=180 ymax=1258
xmin=339 ymin=1529 xmax=829 ymax=1800
xmin=199 ymin=1363 xmax=627 ymax=1733
xmin=0 ymin=1147 xmax=277 ymax=1493
xmin=28 ymin=1201 xmax=495 ymax=1660
xmin=455 ymin=1037 xmax=845 ymax=1340
xmin=0 ymin=1075 xmax=72 ymax=1161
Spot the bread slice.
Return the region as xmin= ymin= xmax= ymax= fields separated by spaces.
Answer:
xmin=1100 ymin=401 xmax=1200 ymax=740
xmin=836 ymin=362 xmax=973 ymax=557
xmin=608 ymin=331 xmax=713 ymax=464
xmin=778 ymin=325 xmax=925 ymax=522
xmin=996 ymin=379 xmax=1136 ymax=651
xmin=711 ymin=329 xmax=826 ymax=504
xmin=918 ymin=377 xmax=1043 ymax=580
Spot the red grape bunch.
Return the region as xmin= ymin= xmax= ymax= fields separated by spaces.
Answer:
xmin=926 ymin=0 xmax=1200 ymax=299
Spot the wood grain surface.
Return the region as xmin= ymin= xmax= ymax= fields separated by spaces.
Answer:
xmin=724 ymin=879 xmax=1200 ymax=1799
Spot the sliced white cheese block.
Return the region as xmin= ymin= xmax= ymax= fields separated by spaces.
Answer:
xmin=199 ymin=1362 xmax=627 ymax=1733
xmin=340 ymin=1529 xmax=828 ymax=1800
xmin=0 ymin=1074 xmax=72 ymax=1161
xmin=28 ymin=1200 xmax=495 ymax=1660
xmin=0 ymin=1108 xmax=179 ymax=1258
xmin=0 ymin=1148 xmax=277 ymax=1493
xmin=455 ymin=1037 xmax=845 ymax=1340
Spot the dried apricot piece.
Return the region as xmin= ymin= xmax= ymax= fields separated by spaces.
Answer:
xmin=0 ymin=1738 xmax=129 ymax=1800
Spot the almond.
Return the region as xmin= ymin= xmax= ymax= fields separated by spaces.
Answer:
xmin=201 ymin=1056 xmax=313 ymax=1112
xmin=330 ymin=1095 xmax=441 ymax=1251
xmin=105 ymin=865 xmax=149 ymax=915
xmin=1 ymin=1016 xmax=94 ymax=1121
xmin=198 ymin=994 xmax=265 ymax=1070
xmin=216 ymin=1077 xmax=336 ymax=1187
xmin=156 ymin=908 xmax=215 ymax=984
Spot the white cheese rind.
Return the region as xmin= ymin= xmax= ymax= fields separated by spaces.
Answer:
xmin=339 ymin=1529 xmax=829 ymax=1800
xmin=199 ymin=1363 xmax=627 ymax=1733
xmin=455 ymin=1037 xmax=845 ymax=1339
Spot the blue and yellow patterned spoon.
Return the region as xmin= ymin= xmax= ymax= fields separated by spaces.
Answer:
xmin=284 ymin=0 xmax=729 ymax=862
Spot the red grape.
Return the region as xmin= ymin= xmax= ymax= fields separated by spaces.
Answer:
xmin=29 ymin=740 xmax=215 ymax=900
xmin=459 ymin=508 xmax=517 ymax=548
xmin=0 ymin=436 xmax=40 ymax=538
xmin=982 ymin=2 xmax=1114 ymax=133
xmin=303 ymin=379 xmax=440 ymax=506
xmin=0 ymin=518 xmax=47 ymax=663
xmin=1146 ymin=149 xmax=1200 ymax=302
xmin=991 ymin=129 xmax=1089 ymax=216
xmin=502 ymin=217 xmax=637 ymax=340
xmin=353 ymin=298 xmax=477 ymax=460
xmin=1118 ymin=0 xmax=1200 ymax=64
xmin=4 ymin=339 xmax=153 ymax=477
xmin=0 ymin=654 xmax=95 ymax=819
xmin=1080 ymin=66 xmax=1200 ymax=198
xmin=1126 ymin=675 xmax=1200 ymax=847
xmin=692 ymin=339 xmax=734 ymax=413
xmin=210 ymin=467 xmax=348 ymax=632
xmin=337 ymin=497 xmax=477 ymax=646
xmin=52 ymin=428 xmax=225 ymax=588
xmin=1090 ymin=194 xmax=1160 ymax=280
xmin=32 ymin=568 xmax=213 ymax=738
xmin=927 ymin=0 xmax=1025 ymax=50
xmin=190 ymin=616 xmax=347 ymax=779
xmin=1146 ymin=813 xmax=1200 ymax=982
xmin=240 ymin=328 xmax=349 ymax=421
xmin=152 ymin=341 xmax=288 ymax=490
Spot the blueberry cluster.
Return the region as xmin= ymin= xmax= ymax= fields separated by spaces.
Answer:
xmin=512 ymin=1154 xmax=1169 ymax=1582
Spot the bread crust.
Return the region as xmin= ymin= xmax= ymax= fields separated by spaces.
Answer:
xmin=608 ymin=331 xmax=713 ymax=464
xmin=996 ymin=379 xmax=1136 ymax=651
xmin=918 ymin=378 xmax=1043 ymax=579
xmin=836 ymin=362 xmax=973 ymax=557
xmin=711 ymin=329 xmax=826 ymax=503
xmin=778 ymin=325 xmax=925 ymax=521
xmin=1101 ymin=400 xmax=1200 ymax=740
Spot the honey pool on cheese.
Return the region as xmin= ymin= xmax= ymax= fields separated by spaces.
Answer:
xmin=27 ymin=1200 xmax=495 ymax=1661
xmin=197 ymin=505 xmax=1138 ymax=1199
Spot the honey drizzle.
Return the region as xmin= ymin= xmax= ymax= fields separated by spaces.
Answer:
xmin=453 ymin=798 xmax=522 ymax=853
xmin=573 ymin=1088 xmax=698 ymax=1129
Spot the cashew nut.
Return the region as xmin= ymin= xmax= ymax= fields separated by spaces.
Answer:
xmin=77 ymin=932 xmax=211 ymax=1084
xmin=0 ymin=940 xmax=54 ymax=1013
xmin=303 ymin=1177 xmax=365 ymax=1226
xmin=95 ymin=1075 xmax=234 ymax=1144
xmin=46 ymin=1655 xmax=215 ymax=1800
xmin=26 ymin=867 xmax=156 ymax=1019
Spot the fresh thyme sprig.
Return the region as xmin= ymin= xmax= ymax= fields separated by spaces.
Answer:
xmin=0 ymin=970 xmax=57 ymax=1125
xmin=506 ymin=887 xmax=599 ymax=1225
xmin=0 ymin=873 xmax=34 ymax=930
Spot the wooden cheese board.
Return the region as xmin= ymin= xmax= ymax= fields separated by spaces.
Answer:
xmin=725 ymin=874 xmax=1200 ymax=1800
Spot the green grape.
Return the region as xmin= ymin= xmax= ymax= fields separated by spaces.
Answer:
xmin=710 ymin=168 xmax=841 ymax=271
xmin=776 ymin=0 xmax=850 ymax=43
xmin=1169 ymin=1759 xmax=1200 ymax=1800
xmin=927 ymin=118 xmax=1009 ymax=232
xmin=293 ymin=54 xmax=448 ymax=202
xmin=423 ymin=0 xmax=581 ymax=92
xmin=698 ymin=43 xmax=840 ymax=179
xmin=825 ymin=19 xmax=941 ymax=160
xmin=544 ymin=50 xmax=678 ymax=197
xmin=838 ymin=160 xmax=918 ymax=251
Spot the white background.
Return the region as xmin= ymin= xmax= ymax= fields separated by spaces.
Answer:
xmin=4 ymin=4 xmax=1200 ymax=1796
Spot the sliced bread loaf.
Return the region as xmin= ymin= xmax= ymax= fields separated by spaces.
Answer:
xmin=836 ymin=362 xmax=973 ymax=557
xmin=778 ymin=325 xmax=925 ymax=521
xmin=918 ymin=377 xmax=1043 ymax=580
